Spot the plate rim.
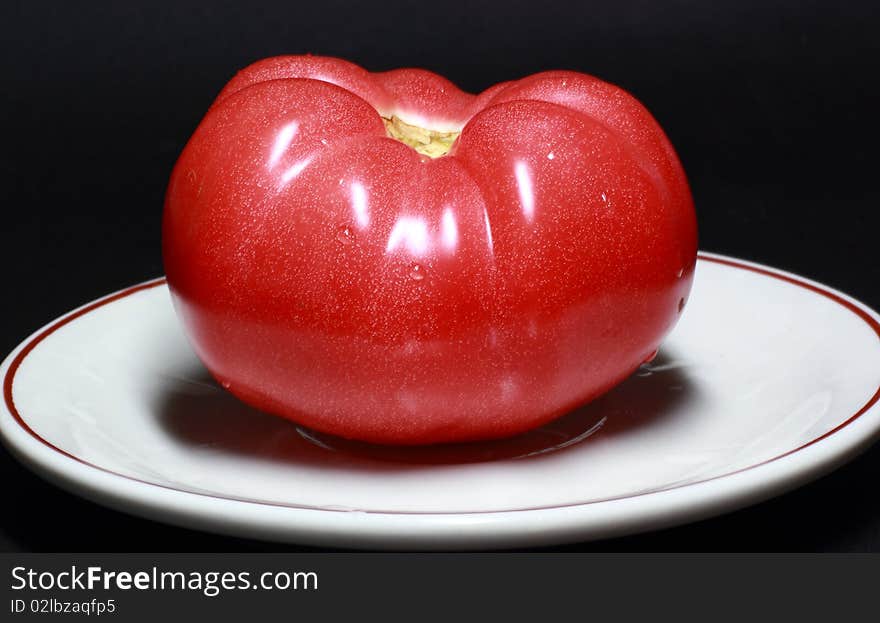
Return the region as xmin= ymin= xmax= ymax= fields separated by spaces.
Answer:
xmin=2 ymin=251 xmax=880 ymax=549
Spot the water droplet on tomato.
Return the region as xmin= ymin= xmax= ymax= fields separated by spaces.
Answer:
xmin=336 ymin=225 xmax=354 ymax=245
xmin=643 ymin=349 xmax=659 ymax=364
xmin=678 ymin=297 xmax=686 ymax=313
xmin=409 ymin=263 xmax=426 ymax=281
xmin=676 ymin=268 xmax=684 ymax=278
xmin=221 ymin=380 xmax=231 ymax=390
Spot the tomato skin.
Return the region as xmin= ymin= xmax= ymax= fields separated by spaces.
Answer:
xmin=163 ymin=55 xmax=697 ymax=445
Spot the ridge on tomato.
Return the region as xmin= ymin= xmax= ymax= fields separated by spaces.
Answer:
xmin=163 ymin=55 xmax=697 ymax=445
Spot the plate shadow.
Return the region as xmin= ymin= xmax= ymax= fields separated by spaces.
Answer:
xmin=156 ymin=352 xmax=699 ymax=468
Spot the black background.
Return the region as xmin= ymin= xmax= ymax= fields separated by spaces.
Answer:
xmin=1 ymin=0 xmax=878 ymax=551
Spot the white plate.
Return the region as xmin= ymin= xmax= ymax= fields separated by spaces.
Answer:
xmin=2 ymin=252 xmax=880 ymax=549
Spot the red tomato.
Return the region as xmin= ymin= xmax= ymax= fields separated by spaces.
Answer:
xmin=163 ymin=55 xmax=697 ymax=445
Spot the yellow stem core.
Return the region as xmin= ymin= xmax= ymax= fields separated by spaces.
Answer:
xmin=383 ymin=116 xmax=461 ymax=158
